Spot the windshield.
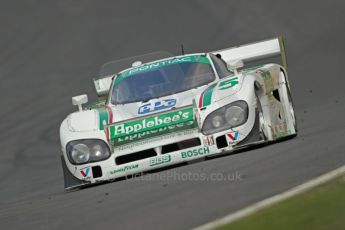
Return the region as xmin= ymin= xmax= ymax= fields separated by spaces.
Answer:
xmin=111 ymin=55 xmax=215 ymax=104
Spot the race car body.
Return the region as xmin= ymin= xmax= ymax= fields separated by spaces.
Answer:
xmin=60 ymin=37 xmax=297 ymax=190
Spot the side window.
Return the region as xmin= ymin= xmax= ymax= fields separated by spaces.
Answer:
xmin=210 ymin=54 xmax=232 ymax=79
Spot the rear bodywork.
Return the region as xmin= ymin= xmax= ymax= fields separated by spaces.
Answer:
xmin=60 ymin=37 xmax=297 ymax=190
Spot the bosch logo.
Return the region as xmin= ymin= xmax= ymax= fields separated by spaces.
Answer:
xmin=138 ymin=99 xmax=176 ymax=114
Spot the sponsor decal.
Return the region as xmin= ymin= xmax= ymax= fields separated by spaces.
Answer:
xmin=114 ymin=121 xmax=196 ymax=146
xmin=274 ymin=123 xmax=289 ymax=138
xmin=138 ymin=99 xmax=176 ymax=115
xmin=107 ymin=107 xmax=196 ymax=145
xmin=80 ymin=167 xmax=91 ymax=178
xmin=150 ymin=155 xmax=171 ymax=166
xmin=115 ymin=129 xmax=197 ymax=151
xmin=218 ymin=76 xmax=239 ymax=90
xmin=227 ymin=131 xmax=239 ymax=141
xmin=181 ymin=147 xmax=210 ymax=159
xmin=202 ymin=136 xmax=215 ymax=146
xmin=116 ymin=55 xmax=210 ymax=84
xmin=258 ymin=70 xmax=274 ymax=90
xmin=110 ymin=164 xmax=139 ymax=175
xmin=259 ymin=70 xmax=272 ymax=79
xmin=198 ymin=83 xmax=217 ymax=108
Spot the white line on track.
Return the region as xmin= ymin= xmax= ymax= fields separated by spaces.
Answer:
xmin=193 ymin=164 xmax=345 ymax=230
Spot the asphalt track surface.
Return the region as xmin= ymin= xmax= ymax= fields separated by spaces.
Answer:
xmin=1 ymin=1 xmax=345 ymax=229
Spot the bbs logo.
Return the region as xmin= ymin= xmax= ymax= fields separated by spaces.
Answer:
xmin=138 ymin=99 xmax=176 ymax=114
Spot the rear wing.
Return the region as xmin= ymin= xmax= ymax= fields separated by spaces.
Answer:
xmin=212 ymin=36 xmax=288 ymax=69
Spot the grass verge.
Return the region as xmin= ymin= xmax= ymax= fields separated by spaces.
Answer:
xmin=216 ymin=175 xmax=345 ymax=230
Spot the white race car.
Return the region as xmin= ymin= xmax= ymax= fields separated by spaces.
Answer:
xmin=60 ymin=37 xmax=297 ymax=190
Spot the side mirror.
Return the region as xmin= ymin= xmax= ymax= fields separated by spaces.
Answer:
xmin=72 ymin=94 xmax=88 ymax=112
xmin=227 ymin=59 xmax=244 ymax=75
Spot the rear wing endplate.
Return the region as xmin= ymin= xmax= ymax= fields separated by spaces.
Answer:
xmin=93 ymin=76 xmax=113 ymax=97
xmin=212 ymin=36 xmax=288 ymax=69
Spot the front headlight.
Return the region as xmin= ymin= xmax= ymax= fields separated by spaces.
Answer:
xmin=224 ymin=105 xmax=247 ymax=126
xmin=66 ymin=139 xmax=111 ymax=165
xmin=70 ymin=143 xmax=90 ymax=164
xmin=202 ymin=101 xmax=248 ymax=135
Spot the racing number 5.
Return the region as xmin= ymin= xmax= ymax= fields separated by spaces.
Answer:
xmin=218 ymin=77 xmax=239 ymax=90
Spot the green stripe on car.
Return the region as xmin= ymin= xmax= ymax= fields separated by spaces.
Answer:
xmin=96 ymin=107 xmax=109 ymax=130
xmin=202 ymin=83 xmax=217 ymax=107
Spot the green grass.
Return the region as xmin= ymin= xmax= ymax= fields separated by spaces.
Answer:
xmin=216 ymin=176 xmax=345 ymax=230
